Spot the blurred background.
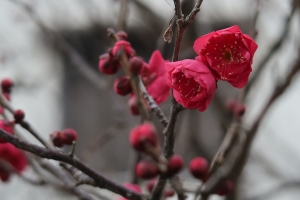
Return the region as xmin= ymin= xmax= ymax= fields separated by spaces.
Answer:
xmin=0 ymin=0 xmax=299 ymax=199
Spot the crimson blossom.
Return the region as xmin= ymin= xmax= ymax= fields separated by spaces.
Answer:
xmin=165 ymin=60 xmax=216 ymax=112
xmin=193 ymin=25 xmax=258 ymax=88
xmin=141 ymin=50 xmax=170 ymax=105
xmin=0 ymin=143 xmax=28 ymax=181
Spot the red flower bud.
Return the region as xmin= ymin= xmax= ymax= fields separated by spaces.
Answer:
xmin=117 ymin=31 xmax=128 ymax=40
xmin=128 ymin=95 xmax=139 ymax=115
xmin=98 ymin=53 xmax=120 ymax=75
xmin=0 ymin=120 xmax=14 ymax=143
xmin=114 ymin=76 xmax=132 ymax=96
xmin=129 ymin=123 xmax=158 ymax=151
xmin=61 ymin=128 xmax=77 ymax=145
xmin=135 ymin=160 xmax=159 ymax=180
xmin=112 ymin=40 xmax=134 ymax=58
xmin=189 ymin=157 xmax=209 ymax=180
xmin=146 ymin=179 xmax=156 ymax=192
xmin=129 ymin=57 xmax=143 ymax=75
xmin=50 ymin=131 xmax=65 ymax=147
xmin=233 ymin=103 xmax=246 ymax=118
xmin=13 ymin=109 xmax=25 ymax=123
xmin=1 ymin=78 xmax=14 ymax=93
xmin=165 ymin=189 xmax=175 ymax=197
xmin=216 ymin=180 xmax=234 ymax=196
xmin=167 ymin=155 xmax=183 ymax=176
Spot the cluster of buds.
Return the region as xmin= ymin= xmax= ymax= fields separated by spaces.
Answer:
xmin=129 ymin=123 xmax=183 ymax=180
xmin=189 ymin=156 xmax=234 ymax=196
xmin=50 ymin=128 xmax=78 ymax=147
xmin=98 ymin=31 xmax=170 ymax=116
xmin=98 ymin=31 xmax=146 ymax=115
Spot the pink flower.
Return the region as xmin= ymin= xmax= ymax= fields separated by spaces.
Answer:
xmin=141 ymin=50 xmax=170 ymax=105
xmin=165 ymin=60 xmax=216 ymax=112
xmin=193 ymin=25 xmax=258 ymax=88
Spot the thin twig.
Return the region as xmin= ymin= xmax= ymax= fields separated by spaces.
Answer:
xmin=60 ymin=163 xmax=96 ymax=186
xmin=80 ymin=121 xmax=125 ymax=161
xmin=139 ymin=79 xmax=169 ymax=128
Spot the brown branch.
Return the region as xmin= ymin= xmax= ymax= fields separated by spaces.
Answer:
xmin=0 ymin=130 xmax=148 ymax=200
xmin=151 ymin=1 xmax=205 ymax=199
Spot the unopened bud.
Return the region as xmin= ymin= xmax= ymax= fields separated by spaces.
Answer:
xmin=114 ymin=76 xmax=132 ymax=96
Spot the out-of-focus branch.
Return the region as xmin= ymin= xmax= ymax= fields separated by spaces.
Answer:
xmin=117 ymin=0 xmax=129 ymax=31
xmin=236 ymin=57 xmax=300 ymax=178
xmin=80 ymin=120 xmax=125 ymax=161
xmin=0 ymin=158 xmax=45 ymax=185
xmin=9 ymin=0 xmax=108 ymax=91
xmin=0 ymin=129 xmax=149 ymax=200
xmin=245 ymin=4 xmax=297 ymax=93
xmin=200 ymin=130 xmax=246 ymax=195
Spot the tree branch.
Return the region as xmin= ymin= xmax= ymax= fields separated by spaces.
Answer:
xmin=0 ymin=130 xmax=148 ymax=200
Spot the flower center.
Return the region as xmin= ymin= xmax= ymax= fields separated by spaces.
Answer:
xmin=224 ymin=51 xmax=232 ymax=60
xmin=172 ymin=71 xmax=201 ymax=99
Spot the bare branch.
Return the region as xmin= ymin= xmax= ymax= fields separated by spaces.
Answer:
xmin=0 ymin=130 xmax=148 ymax=200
